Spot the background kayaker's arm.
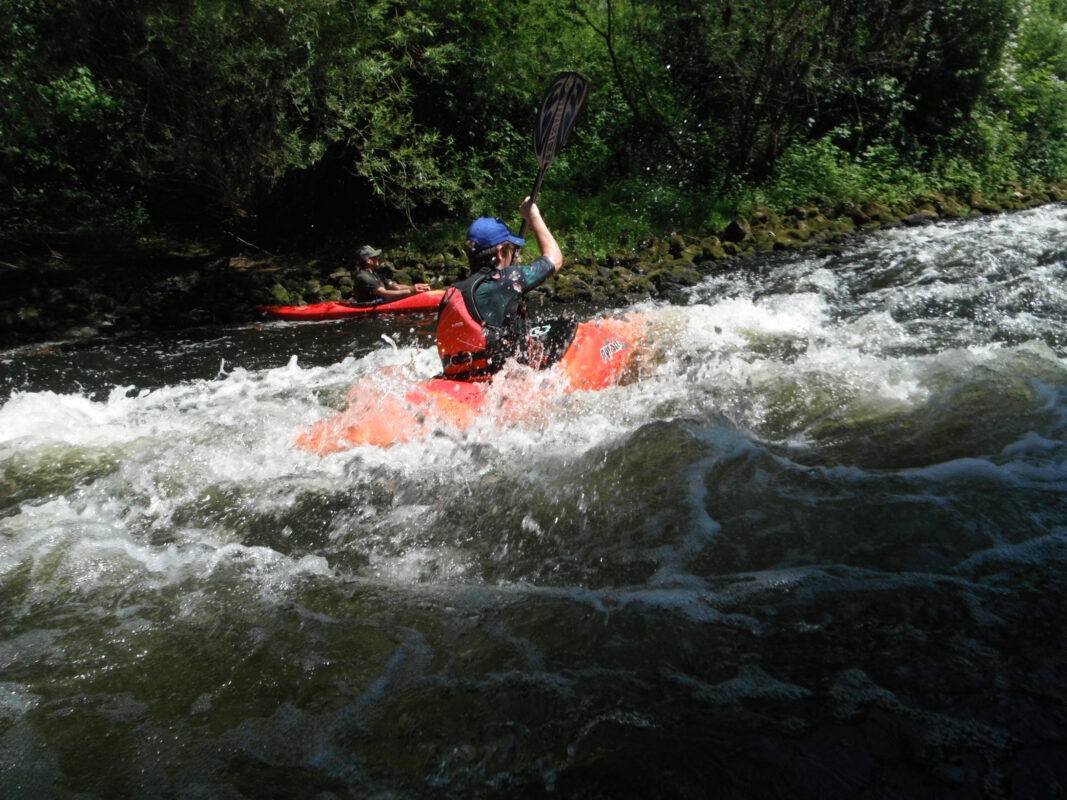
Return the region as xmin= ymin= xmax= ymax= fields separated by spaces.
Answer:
xmin=376 ymin=279 xmax=431 ymax=299
xmin=519 ymin=198 xmax=563 ymax=273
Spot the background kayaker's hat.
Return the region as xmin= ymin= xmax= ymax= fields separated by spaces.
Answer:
xmin=357 ymin=245 xmax=382 ymax=263
xmin=467 ymin=217 xmax=525 ymax=250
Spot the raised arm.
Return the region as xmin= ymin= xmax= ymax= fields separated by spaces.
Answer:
xmin=518 ymin=197 xmax=563 ymax=273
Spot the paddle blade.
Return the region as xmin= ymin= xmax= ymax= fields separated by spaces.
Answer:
xmin=533 ymin=71 xmax=589 ymax=169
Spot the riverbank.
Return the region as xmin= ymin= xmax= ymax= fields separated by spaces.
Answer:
xmin=3 ymin=183 xmax=1066 ymax=350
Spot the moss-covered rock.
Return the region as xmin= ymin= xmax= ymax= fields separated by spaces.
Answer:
xmin=270 ymin=283 xmax=293 ymax=304
xmin=722 ymin=219 xmax=751 ymax=243
xmin=773 ymin=228 xmax=810 ymax=248
xmin=859 ymin=201 xmax=899 ymax=226
xmin=647 ymin=264 xmax=701 ymax=290
xmin=667 ymin=233 xmax=687 ymax=256
xmin=968 ymin=194 xmax=1002 ymax=214
xmin=699 ymin=238 xmax=728 ymax=260
xmin=553 ymin=273 xmax=594 ymax=301
xmin=1046 ymin=183 xmax=1067 ymax=201
xmin=751 ymin=229 xmax=778 ymax=251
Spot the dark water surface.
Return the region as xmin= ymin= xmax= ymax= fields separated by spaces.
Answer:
xmin=2 ymin=207 xmax=1067 ymax=798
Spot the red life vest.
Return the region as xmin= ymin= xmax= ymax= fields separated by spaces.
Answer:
xmin=436 ymin=271 xmax=494 ymax=380
xmin=436 ymin=270 xmax=529 ymax=380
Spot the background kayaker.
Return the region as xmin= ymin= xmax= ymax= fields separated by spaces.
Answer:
xmin=435 ymin=197 xmax=570 ymax=380
xmin=350 ymin=245 xmax=430 ymax=303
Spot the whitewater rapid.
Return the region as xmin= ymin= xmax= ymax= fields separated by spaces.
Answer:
xmin=2 ymin=204 xmax=1067 ymax=798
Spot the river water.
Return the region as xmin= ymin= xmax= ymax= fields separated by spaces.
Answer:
xmin=2 ymin=206 xmax=1067 ymax=798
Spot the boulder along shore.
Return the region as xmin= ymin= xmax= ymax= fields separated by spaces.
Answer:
xmin=3 ymin=184 xmax=1066 ymax=351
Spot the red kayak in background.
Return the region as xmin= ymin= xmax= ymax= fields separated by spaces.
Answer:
xmin=296 ymin=313 xmax=654 ymax=454
xmin=259 ymin=290 xmax=445 ymax=320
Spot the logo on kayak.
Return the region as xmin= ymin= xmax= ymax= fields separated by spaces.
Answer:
xmin=599 ymin=338 xmax=628 ymax=362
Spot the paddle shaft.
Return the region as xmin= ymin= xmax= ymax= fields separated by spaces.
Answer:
xmin=518 ymin=166 xmax=549 ymax=238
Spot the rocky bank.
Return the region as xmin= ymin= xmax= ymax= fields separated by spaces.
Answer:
xmin=3 ymin=184 xmax=1066 ymax=350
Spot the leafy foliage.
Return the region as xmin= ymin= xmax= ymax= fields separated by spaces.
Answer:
xmin=1 ymin=0 xmax=1066 ymax=251
xmin=984 ymin=0 xmax=1067 ymax=182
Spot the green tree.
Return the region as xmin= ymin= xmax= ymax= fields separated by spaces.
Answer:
xmin=0 ymin=0 xmax=146 ymax=230
xmin=3 ymin=0 xmax=1067 ymax=251
xmin=0 ymin=0 xmax=469 ymax=239
xmin=981 ymin=0 xmax=1067 ymax=182
xmin=570 ymin=0 xmax=1016 ymax=181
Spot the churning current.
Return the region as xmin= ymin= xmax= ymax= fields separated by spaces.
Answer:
xmin=2 ymin=205 xmax=1067 ymax=798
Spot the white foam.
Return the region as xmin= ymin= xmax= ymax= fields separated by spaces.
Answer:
xmin=3 ymin=205 xmax=1067 ymax=602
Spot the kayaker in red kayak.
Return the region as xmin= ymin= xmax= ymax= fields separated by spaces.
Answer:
xmin=436 ymin=197 xmax=571 ymax=381
xmin=295 ymin=198 xmax=648 ymax=452
xmin=350 ymin=245 xmax=430 ymax=304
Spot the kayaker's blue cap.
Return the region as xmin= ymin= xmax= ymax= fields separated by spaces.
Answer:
xmin=467 ymin=217 xmax=524 ymax=250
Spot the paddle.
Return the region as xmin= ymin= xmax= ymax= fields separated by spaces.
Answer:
xmin=518 ymin=71 xmax=590 ymax=238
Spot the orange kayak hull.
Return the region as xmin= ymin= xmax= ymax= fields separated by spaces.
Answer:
xmin=295 ymin=314 xmax=651 ymax=453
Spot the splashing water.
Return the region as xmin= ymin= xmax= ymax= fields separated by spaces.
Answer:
xmin=2 ymin=207 xmax=1067 ymax=798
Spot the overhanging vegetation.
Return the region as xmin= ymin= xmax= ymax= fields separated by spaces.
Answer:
xmin=3 ymin=0 xmax=1067 ymax=257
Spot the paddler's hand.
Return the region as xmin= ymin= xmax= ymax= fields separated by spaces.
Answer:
xmin=518 ymin=196 xmax=541 ymax=223
xmin=414 ymin=282 xmax=430 ymax=292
